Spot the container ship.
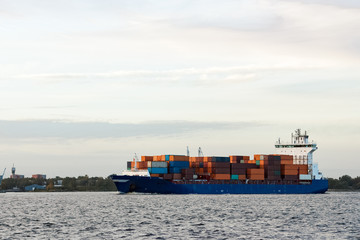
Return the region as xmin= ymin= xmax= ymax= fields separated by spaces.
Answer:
xmin=110 ymin=129 xmax=328 ymax=194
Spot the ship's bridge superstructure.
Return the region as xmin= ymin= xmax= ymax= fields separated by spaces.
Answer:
xmin=275 ymin=129 xmax=323 ymax=179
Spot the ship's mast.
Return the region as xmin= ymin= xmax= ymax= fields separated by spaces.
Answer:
xmin=198 ymin=147 xmax=204 ymax=157
xmin=133 ymin=153 xmax=139 ymax=171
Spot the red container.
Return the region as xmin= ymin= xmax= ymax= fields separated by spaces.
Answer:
xmin=173 ymin=173 xmax=182 ymax=180
xmin=208 ymin=168 xmax=231 ymax=174
xmin=206 ymin=162 xmax=230 ymax=168
xmin=231 ymin=168 xmax=246 ymax=175
xmin=182 ymin=168 xmax=195 ymax=175
xmin=169 ymin=155 xmax=189 ymax=161
xmin=163 ymin=174 xmax=173 ymax=180
xmin=231 ymin=163 xmax=257 ymax=169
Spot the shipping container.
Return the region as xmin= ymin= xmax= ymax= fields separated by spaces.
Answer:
xmin=231 ymin=175 xmax=239 ymax=180
xmin=149 ymin=161 xmax=168 ymax=168
xmin=141 ymin=156 xmax=153 ymax=162
xmin=283 ymin=175 xmax=299 ymax=180
xmin=229 ymin=155 xmax=250 ymax=163
xmin=206 ymin=162 xmax=231 ymax=168
xmin=169 ymin=167 xmax=182 ymax=174
xmin=231 ymin=168 xmax=246 ymax=175
xmin=266 ymin=175 xmax=281 ymax=180
xmin=148 ymin=167 xmax=168 ymax=174
xmin=281 ymin=169 xmax=298 ymax=175
xmin=231 ymin=163 xmax=257 ymax=169
xmin=209 ymin=168 xmax=231 ymax=174
xmin=248 ymin=175 xmax=265 ymax=180
xmin=169 ymin=161 xmax=190 ymax=168
xmin=247 ymin=168 xmax=265 ymax=176
xmin=163 ymin=174 xmax=173 ymax=180
xmin=299 ymin=174 xmax=312 ymax=180
xmin=137 ymin=161 xmax=148 ymax=169
xmin=173 ymin=173 xmax=182 ymax=180
xmin=127 ymin=161 xmax=132 ymax=169
xmin=211 ymin=174 xmax=231 ymax=180
xmin=169 ymin=155 xmax=189 ymax=161
xmin=182 ymin=168 xmax=195 ymax=175
xmin=208 ymin=156 xmax=230 ymax=162
xmin=238 ymin=174 xmax=246 ymax=180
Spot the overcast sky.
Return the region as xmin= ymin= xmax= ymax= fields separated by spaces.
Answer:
xmin=0 ymin=0 xmax=359 ymax=178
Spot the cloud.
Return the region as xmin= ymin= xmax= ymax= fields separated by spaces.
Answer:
xmin=0 ymin=120 xmax=262 ymax=139
xmin=11 ymin=64 xmax=322 ymax=86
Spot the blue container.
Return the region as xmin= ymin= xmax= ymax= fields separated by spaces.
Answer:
xmin=148 ymin=167 xmax=168 ymax=174
xmin=165 ymin=155 xmax=170 ymax=161
xmin=212 ymin=157 xmax=230 ymax=162
xmin=169 ymin=161 xmax=190 ymax=168
xmin=199 ymin=162 xmax=204 ymax=168
xmin=169 ymin=167 xmax=182 ymax=174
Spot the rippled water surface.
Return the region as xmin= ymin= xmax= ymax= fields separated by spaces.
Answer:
xmin=0 ymin=192 xmax=359 ymax=239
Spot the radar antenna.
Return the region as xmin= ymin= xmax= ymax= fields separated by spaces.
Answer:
xmin=186 ymin=146 xmax=190 ymax=157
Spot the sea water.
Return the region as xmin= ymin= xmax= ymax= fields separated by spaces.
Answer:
xmin=0 ymin=192 xmax=359 ymax=239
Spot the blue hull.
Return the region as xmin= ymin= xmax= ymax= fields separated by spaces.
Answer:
xmin=110 ymin=175 xmax=328 ymax=194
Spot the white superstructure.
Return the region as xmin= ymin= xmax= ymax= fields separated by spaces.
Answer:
xmin=121 ymin=169 xmax=150 ymax=177
xmin=275 ymin=129 xmax=323 ymax=180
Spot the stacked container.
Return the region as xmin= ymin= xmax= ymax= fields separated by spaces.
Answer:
xmin=130 ymin=153 xmax=309 ymax=182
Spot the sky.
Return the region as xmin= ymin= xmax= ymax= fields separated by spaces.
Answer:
xmin=0 ymin=0 xmax=359 ymax=178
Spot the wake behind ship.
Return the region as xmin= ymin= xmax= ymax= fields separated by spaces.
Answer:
xmin=110 ymin=129 xmax=328 ymax=194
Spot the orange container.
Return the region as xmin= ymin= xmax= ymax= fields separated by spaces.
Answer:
xmin=254 ymin=154 xmax=268 ymax=161
xmin=211 ymin=174 xmax=231 ymax=180
xmin=281 ymin=165 xmax=299 ymax=170
xmin=141 ymin=156 xmax=153 ymax=162
xmin=247 ymin=169 xmax=265 ymax=175
xmin=280 ymin=160 xmax=293 ymax=165
xmin=238 ymin=175 xmax=246 ymax=180
xmin=169 ymin=155 xmax=189 ymax=161
xmin=281 ymin=169 xmax=298 ymax=175
xmin=248 ymin=174 xmax=265 ymax=180
xmin=196 ymin=157 xmax=204 ymax=162
xmin=189 ymin=157 xmax=196 ymax=162
xmin=137 ymin=161 xmax=148 ymax=169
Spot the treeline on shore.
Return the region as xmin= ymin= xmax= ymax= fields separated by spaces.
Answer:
xmin=328 ymin=175 xmax=360 ymax=190
xmin=1 ymin=175 xmax=117 ymax=192
xmin=1 ymin=174 xmax=359 ymax=192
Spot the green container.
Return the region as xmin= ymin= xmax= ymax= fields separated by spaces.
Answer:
xmin=240 ymin=160 xmax=245 ymax=163
xmin=256 ymin=160 xmax=260 ymax=165
xmin=231 ymin=175 xmax=239 ymax=180
xmin=274 ymin=170 xmax=281 ymax=176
